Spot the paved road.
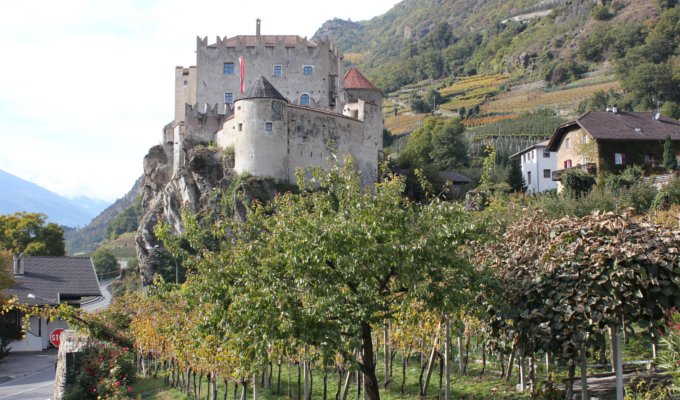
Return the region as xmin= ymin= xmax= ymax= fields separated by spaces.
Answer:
xmin=82 ymin=282 xmax=113 ymax=312
xmin=0 ymin=365 xmax=55 ymax=400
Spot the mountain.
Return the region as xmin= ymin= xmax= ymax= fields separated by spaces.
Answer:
xmin=0 ymin=170 xmax=109 ymax=228
xmin=64 ymin=176 xmax=144 ymax=254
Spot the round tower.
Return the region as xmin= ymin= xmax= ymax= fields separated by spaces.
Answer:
xmin=233 ymin=75 xmax=289 ymax=181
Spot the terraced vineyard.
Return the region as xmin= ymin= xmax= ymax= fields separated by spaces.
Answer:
xmin=483 ymin=78 xmax=620 ymax=114
xmin=384 ymin=113 xmax=426 ymax=135
xmin=439 ymin=74 xmax=510 ymax=111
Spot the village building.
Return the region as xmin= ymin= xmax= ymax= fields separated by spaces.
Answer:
xmin=2 ymin=255 xmax=100 ymax=351
xmin=546 ymin=110 xmax=680 ymax=190
xmin=510 ymin=140 xmax=557 ymax=193
xmin=167 ymin=20 xmax=383 ymax=184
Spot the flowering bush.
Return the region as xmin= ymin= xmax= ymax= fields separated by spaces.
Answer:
xmin=63 ymin=343 xmax=136 ymax=400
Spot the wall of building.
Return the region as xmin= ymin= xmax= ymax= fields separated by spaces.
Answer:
xmin=195 ymin=36 xmax=341 ymax=115
xmin=519 ymin=146 xmax=557 ymax=193
xmin=555 ymin=128 xmax=591 ymax=171
xmin=597 ymin=139 xmax=680 ymax=174
xmin=174 ymin=67 xmax=196 ymax=122
xmin=216 ymin=98 xmax=381 ymax=185
xmin=11 ymin=315 xmax=69 ymax=351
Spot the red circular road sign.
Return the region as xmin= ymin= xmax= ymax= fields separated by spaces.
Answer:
xmin=50 ymin=328 xmax=65 ymax=347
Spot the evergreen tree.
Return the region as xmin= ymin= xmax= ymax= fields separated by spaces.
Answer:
xmin=664 ymin=134 xmax=677 ymax=172
xmin=506 ymin=159 xmax=527 ymax=193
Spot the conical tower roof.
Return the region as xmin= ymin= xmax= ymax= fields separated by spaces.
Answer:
xmin=343 ymin=67 xmax=380 ymax=91
xmin=241 ymin=75 xmax=288 ymax=102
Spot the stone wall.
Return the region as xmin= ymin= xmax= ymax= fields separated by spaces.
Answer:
xmin=53 ymin=330 xmax=91 ymax=400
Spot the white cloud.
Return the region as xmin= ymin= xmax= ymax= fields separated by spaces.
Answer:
xmin=0 ymin=0 xmax=399 ymax=202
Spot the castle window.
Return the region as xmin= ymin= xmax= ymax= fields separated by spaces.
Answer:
xmin=224 ymin=62 xmax=235 ymax=75
xmin=300 ymin=94 xmax=310 ymax=106
xmin=238 ymin=123 xmax=243 ymax=132
xmin=224 ymin=92 xmax=234 ymax=104
xmin=273 ymin=65 xmax=282 ymax=77
xmin=303 ymin=65 xmax=313 ymax=75
xmin=183 ymin=80 xmax=188 ymax=86
xmin=265 ymin=122 xmax=273 ymax=132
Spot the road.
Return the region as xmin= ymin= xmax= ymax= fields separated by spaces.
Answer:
xmin=82 ymin=282 xmax=113 ymax=312
xmin=0 ymin=365 xmax=55 ymax=400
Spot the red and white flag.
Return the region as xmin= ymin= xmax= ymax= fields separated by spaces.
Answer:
xmin=239 ymin=56 xmax=245 ymax=94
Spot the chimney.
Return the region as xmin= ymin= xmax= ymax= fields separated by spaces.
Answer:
xmin=256 ymin=18 xmax=261 ymax=38
xmin=13 ymin=254 xmax=24 ymax=275
xmin=612 ymin=105 xmax=618 ymax=114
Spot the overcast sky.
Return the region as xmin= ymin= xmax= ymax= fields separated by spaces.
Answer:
xmin=0 ymin=0 xmax=399 ymax=203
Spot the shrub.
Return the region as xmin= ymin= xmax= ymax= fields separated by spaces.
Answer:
xmin=591 ymin=5 xmax=612 ymax=20
xmin=562 ymin=170 xmax=596 ymax=198
xmin=653 ymin=177 xmax=680 ymax=210
xmin=63 ymin=343 xmax=135 ymax=400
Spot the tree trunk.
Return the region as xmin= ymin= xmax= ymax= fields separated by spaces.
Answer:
xmin=500 ymin=352 xmax=505 ymax=378
xmin=199 ymin=373 xmax=203 ymax=399
xmin=336 ymin=367 xmax=342 ymax=400
xmin=608 ymin=326 xmax=617 ymax=372
xmin=457 ymin=336 xmax=464 ymax=374
xmin=341 ymin=370 xmax=351 ymax=400
xmin=614 ymin=325 xmax=623 ymax=400
xmin=297 ymin=362 xmax=302 ymax=400
xmin=438 ymin=352 xmax=443 ymax=400
xmin=422 ymin=324 xmax=441 ymax=397
xmin=383 ymin=324 xmax=390 ymax=389
xmin=480 ymin=341 xmax=486 ymax=376
xmin=186 ymin=368 xmax=191 ymax=397
xmin=444 ymin=316 xmax=451 ymax=400
xmin=277 ymin=361 xmax=282 ymax=394
xmin=505 ymin=343 xmax=516 ymax=382
xmin=253 ymin=372 xmax=259 ymax=400
xmin=580 ymin=346 xmax=589 ymax=400
xmin=401 ymin=350 xmax=407 ymax=395
xmin=288 ymin=361 xmax=292 ymax=399
xmin=359 ymin=321 xmax=381 ymax=400
xmin=240 ymin=381 xmax=247 ymax=400
xmin=194 ymin=370 xmax=198 ymax=398
xmin=565 ymin=358 xmax=576 ymax=400
xmin=463 ymin=333 xmax=471 ymax=375
xmin=213 ymin=374 xmax=219 ymax=400
xmin=518 ymin=344 xmax=525 ymax=392
xmin=323 ymin=368 xmax=328 ymax=400
xmin=233 ymin=382 xmax=238 ymax=400
xmin=224 ymin=379 xmax=229 ymax=400
xmin=304 ymin=358 xmax=309 ymax=400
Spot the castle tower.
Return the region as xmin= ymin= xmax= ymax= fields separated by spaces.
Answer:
xmin=233 ymin=75 xmax=290 ymax=180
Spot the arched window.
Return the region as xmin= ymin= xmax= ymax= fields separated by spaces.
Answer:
xmin=300 ymin=94 xmax=310 ymax=107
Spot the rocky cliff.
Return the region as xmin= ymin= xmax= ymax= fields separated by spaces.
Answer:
xmin=134 ymin=127 xmax=281 ymax=286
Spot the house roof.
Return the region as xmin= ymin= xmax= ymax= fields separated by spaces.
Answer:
xmin=547 ymin=111 xmax=680 ymax=151
xmin=6 ymin=256 xmax=101 ymax=306
xmin=510 ymin=140 xmax=550 ymax=159
xmin=343 ymin=67 xmax=380 ymax=92
xmin=240 ymin=75 xmax=288 ymax=102
xmin=437 ymin=171 xmax=472 ymax=184
xmin=217 ymin=35 xmax=317 ymax=48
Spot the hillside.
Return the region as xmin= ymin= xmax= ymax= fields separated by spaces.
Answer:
xmin=0 ymin=169 xmax=109 ymax=228
xmin=65 ymin=176 xmax=143 ymax=254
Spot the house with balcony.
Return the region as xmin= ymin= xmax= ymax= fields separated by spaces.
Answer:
xmin=510 ymin=140 xmax=557 ymax=193
xmin=546 ymin=110 xmax=680 ymax=190
xmin=2 ymin=255 xmax=101 ymax=351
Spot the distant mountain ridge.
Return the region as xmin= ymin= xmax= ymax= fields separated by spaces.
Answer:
xmin=65 ymin=176 xmax=144 ymax=254
xmin=0 ymin=170 xmax=109 ymax=228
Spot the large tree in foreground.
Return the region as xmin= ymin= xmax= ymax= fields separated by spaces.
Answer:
xmin=178 ymin=161 xmax=480 ymax=400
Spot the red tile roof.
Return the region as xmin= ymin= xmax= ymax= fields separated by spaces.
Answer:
xmin=343 ymin=67 xmax=380 ymax=91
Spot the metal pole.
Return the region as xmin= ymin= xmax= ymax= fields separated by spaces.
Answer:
xmin=615 ymin=325 xmax=623 ymax=400
xmin=174 ymin=257 xmax=179 ymax=285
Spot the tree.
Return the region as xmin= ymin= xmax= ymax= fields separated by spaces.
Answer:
xmin=176 ymin=162 xmax=480 ymax=400
xmin=506 ymin=160 xmax=527 ymax=193
xmin=423 ymin=88 xmax=443 ymax=113
xmin=0 ymin=212 xmax=65 ymax=256
xmin=429 ymin=118 xmax=469 ymax=169
xmin=91 ymin=248 xmax=118 ymax=277
xmin=664 ymin=134 xmax=678 ymax=172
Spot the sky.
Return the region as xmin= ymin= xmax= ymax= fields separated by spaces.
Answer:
xmin=0 ymin=0 xmax=400 ymax=203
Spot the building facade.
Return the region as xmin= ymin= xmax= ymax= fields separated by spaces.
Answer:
xmin=168 ymin=21 xmax=383 ymax=184
xmin=511 ymin=140 xmax=557 ymax=193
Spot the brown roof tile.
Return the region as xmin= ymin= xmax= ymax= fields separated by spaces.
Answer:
xmin=343 ymin=67 xmax=380 ymax=91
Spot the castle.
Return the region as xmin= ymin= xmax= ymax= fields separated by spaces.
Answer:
xmin=164 ymin=20 xmax=383 ymax=184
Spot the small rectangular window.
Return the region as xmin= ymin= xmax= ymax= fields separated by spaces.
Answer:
xmin=224 ymin=62 xmax=235 ymax=75
xmin=565 ymin=138 xmax=570 ymax=150
xmin=564 ymin=159 xmax=572 ymax=169
xmin=224 ymin=92 xmax=234 ymax=104
xmin=543 ymin=150 xmax=550 ymax=158
xmin=238 ymin=123 xmax=243 ymax=132
xmin=615 ymin=153 xmax=625 ymax=165
xmin=183 ymin=80 xmax=188 ymax=86
xmin=527 ymin=171 xmax=532 ymax=185
xmin=543 ymin=169 xmax=551 ymax=178
xmin=303 ymin=65 xmax=313 ymax=75
xmin=273 ymin=65 xmax=282 ymax=77
xmin=265 ymin=122 xmax=273 ymax=132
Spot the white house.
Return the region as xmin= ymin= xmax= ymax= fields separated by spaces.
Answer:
xmin=510 ymin=140 xmax=557 ymax=193
xmin=2 ymin=255 xmax=101 ymax=351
